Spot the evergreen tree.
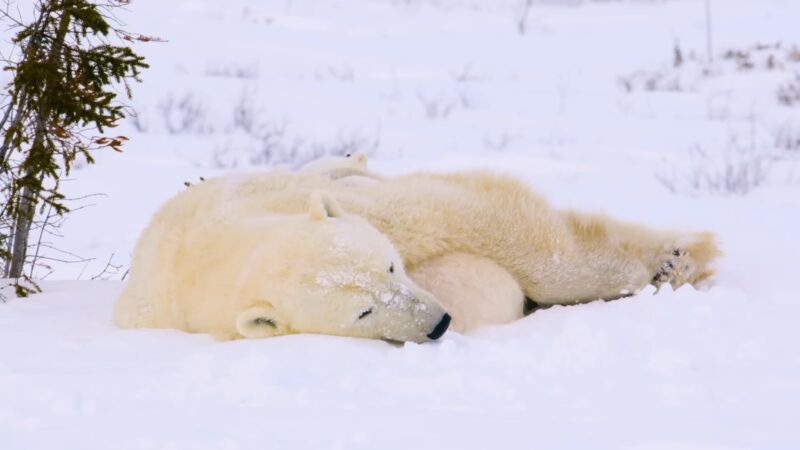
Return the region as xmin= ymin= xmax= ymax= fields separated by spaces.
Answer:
xmin=0 ymin=0 xmax=150 ymax=295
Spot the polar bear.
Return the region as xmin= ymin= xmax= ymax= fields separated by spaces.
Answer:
xmin=114 ymin=169 xmax=719 ymax=341
xmin=114 ymin=183 xmax=451 ymax=343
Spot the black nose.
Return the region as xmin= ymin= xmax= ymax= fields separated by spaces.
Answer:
xmin=427 ymin=313 xmax=451 ymax=340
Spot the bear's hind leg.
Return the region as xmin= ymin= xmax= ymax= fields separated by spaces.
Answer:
xmin=562 ymin=212 xmax=721 ymax=292
xmin=519 ymin=211 xmax=653 ymax=305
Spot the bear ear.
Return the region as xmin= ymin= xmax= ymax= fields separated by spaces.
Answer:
xmin=308 ymin=190 xmax=344 ymax=220
xmin=236 ymin=305 xmax=283 ymax=339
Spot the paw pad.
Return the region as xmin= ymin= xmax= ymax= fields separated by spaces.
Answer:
xmin=652 ymin=248 xmax=693 ymax=287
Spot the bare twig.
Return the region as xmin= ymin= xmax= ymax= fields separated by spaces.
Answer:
xmin=28 ymin=195 xmax=57 ymax=278
xmin=91 ymin=252 xmax=122 ymax=280
xmin=515 ymin=0 xmax=534 ymax=35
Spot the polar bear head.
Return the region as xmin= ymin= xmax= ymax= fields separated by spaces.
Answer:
xmin=234 ymin=192 xmax=450 ymax=343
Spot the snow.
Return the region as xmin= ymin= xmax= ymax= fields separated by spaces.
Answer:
xmin=2 ymin=0 xmax=800 ymax=448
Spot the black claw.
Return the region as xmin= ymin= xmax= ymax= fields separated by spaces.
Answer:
xmin=652 ymin=268 xmax=670 ymax=284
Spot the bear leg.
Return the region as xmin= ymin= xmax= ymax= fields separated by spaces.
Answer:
xmin=559 ymin=211 xmax=720 ymax=294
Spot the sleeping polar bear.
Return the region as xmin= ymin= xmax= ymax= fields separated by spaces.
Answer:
xmin=114 ymin=163 xmax=719 ymax=342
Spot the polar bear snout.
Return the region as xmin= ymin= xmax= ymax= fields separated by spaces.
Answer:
xmin=426 ymin=313 xmax=451 ymax=340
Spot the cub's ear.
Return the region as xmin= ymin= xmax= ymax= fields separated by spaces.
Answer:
xmin=236 ymin=305 xmax=283 ymax=339
xmin=308 ymin=190 xmax=344 ymax=220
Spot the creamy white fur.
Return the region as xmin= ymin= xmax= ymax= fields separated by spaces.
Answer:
xmin=114 ymin=165 xmax=719 ymax=339
xmin=300 ymin=152 xmax=368 ymax=174
xmin=300 ymin=152 xmax=381 ymax=187
xmin=408 ymin=253 xmax=525 ymax=333
xmin=114 ymin=177 xmax=449 ymax=342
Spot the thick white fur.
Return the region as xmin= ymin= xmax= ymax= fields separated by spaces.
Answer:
xmin=114 ymin=179 xmax=449 ymax=342
xmin=300 ymin=152 xmax=369 ymax=174
xmin=408 ymin=253 xmax=525 ymax=333
xmin=302 ymin=155 xmax=527 ymax=330
xmin=299 ymin=152 xmax=381 ymax=187
xmin=323 ymin=171 xmax=718 ymax=302
xmin=115 ymin=164 xmax=720 ymax=338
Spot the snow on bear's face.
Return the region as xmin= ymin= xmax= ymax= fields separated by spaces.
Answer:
xmin=236 ymin=192 xmax=451 ymax=343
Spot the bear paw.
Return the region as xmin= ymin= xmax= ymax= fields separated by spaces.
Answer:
xmin=651 ymin=248 xmax=695 ymax=289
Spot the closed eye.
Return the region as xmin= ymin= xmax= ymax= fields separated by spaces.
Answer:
xmin=253 ymin=317 xmax=276 ymax=328
xmin=358 ymin=308 xmax=373 ymax=320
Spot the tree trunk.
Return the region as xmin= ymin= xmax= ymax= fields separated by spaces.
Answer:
xmin=7 ymin=185 xmax=35 ymax=278
xmin=5 ymin=2 xmax=72 ymax=279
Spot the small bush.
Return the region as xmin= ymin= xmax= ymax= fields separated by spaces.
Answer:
xmin=777 ymin=74 xmax=800 ymax=107
xmin=656 ymin=129 xmax=774 ymax=196
xmin=158 ymin=93 xmax=214 ymax=134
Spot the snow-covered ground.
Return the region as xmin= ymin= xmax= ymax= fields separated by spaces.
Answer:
xmin=2 ymin=0 xmax=800 ymax=448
